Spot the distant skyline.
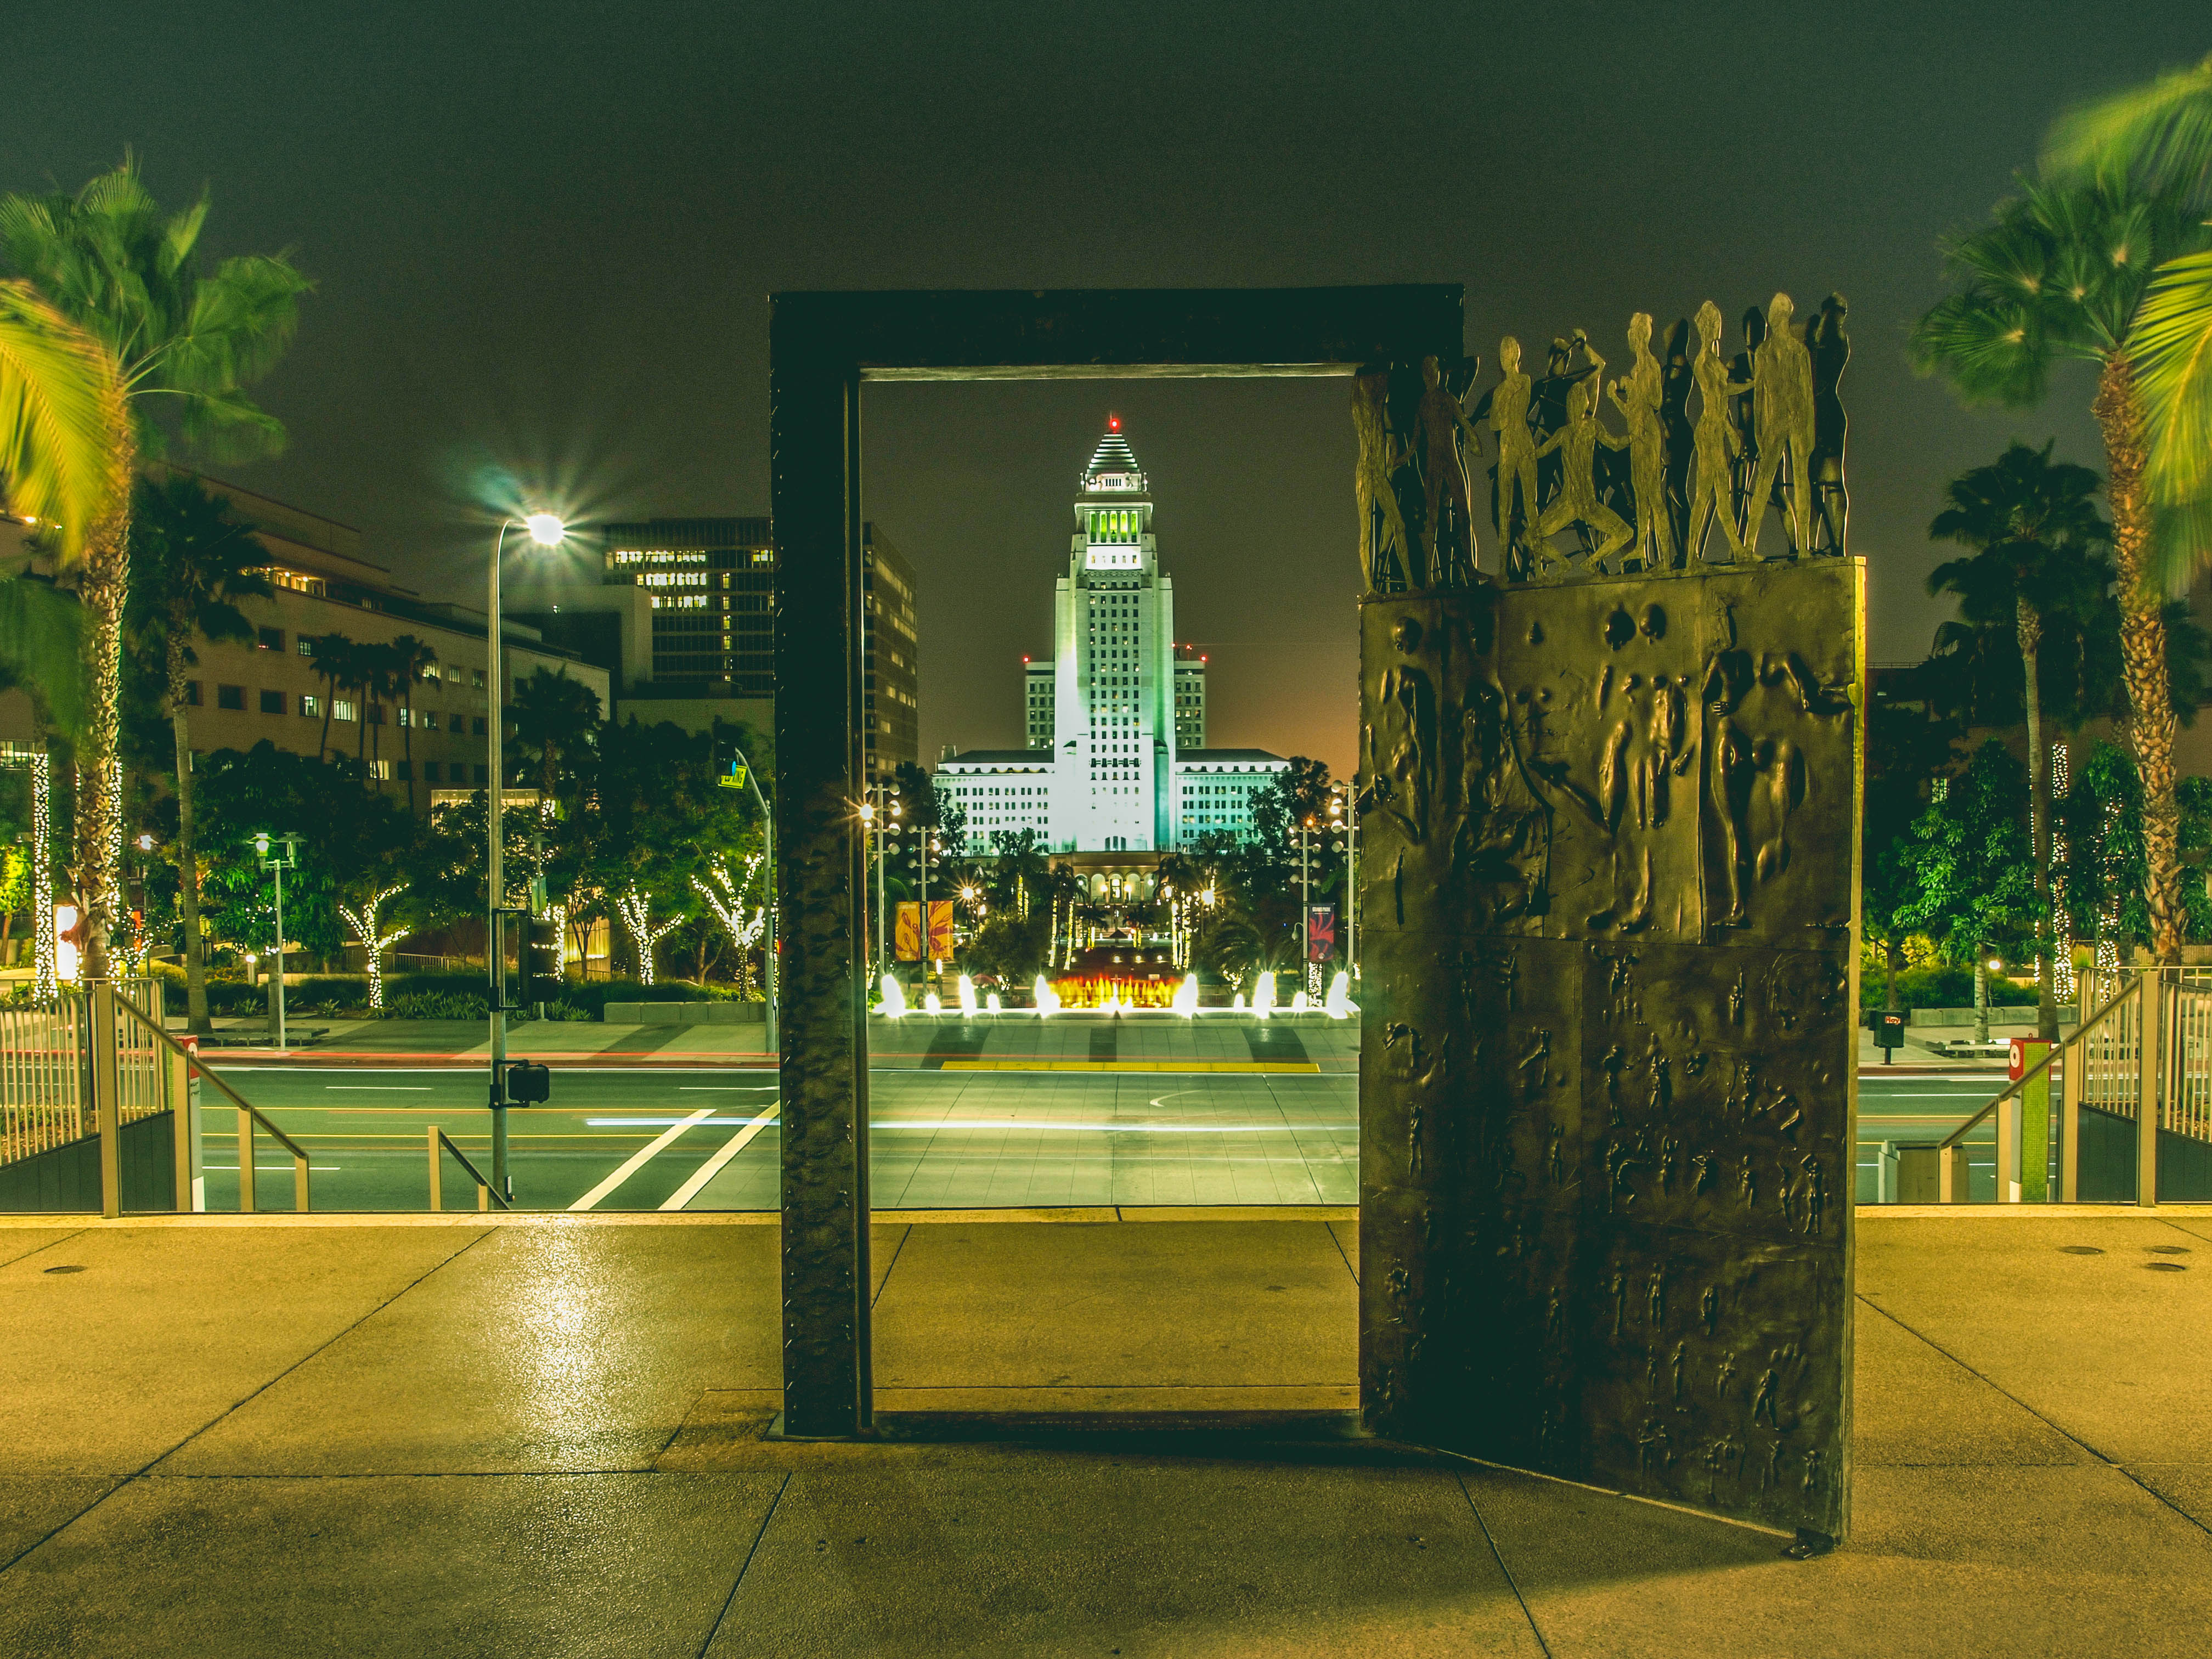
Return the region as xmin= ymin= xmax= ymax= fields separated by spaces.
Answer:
xmin=10 ymin=4 xmax=2209 ymax=781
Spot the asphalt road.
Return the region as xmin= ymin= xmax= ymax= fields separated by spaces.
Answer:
xmin=194 ymin=1064 xmax=2011 ymax=1213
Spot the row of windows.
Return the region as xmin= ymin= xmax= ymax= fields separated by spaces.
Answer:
xmin=188 ymin=682 xmax=489 ymax=735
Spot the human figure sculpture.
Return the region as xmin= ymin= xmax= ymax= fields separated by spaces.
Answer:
xmin=1352 ymin=369 xmax=1414 ymax=590
xmin=1747 ymin=293 xmax=1816 ymax=556
xmin=1808 ymin=292 xmax=1850 ymax=552
xmin=1660 ymin=318 xmax=1695 ymax=560
xmin=1608 ymin=313 xmax=1677 ymax=571
xmin=1729 ymin=306 xmax=1765 ymax=543
xmin=1485 ymin=337 xmax=1541 ymax=577
xmin=1415 ymin=354 xmax=1482 ymax=585
xmin=1532 ymin=377 xmax=1632 ymax=570
xmin=1688 ymin=302 xmax=1751 ymax=563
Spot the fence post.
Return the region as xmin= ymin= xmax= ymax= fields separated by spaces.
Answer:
xmin=1997 ymin=1094 xmax=2022 ymax=1204
xmin=1940 ymin=1143 xmax=1970 ymax=1203
xmin=2061 ymin=1039 xmax=2081 ymax=1203
xmin=89 ymin=981 xmax=122 ymax=1219
xmin=168 ymin=1034 xmax=205 ymax=1213
xmin=2138 ymin=970 xmax=2163 ymax=1208
xmin=239 ymin=1104 xmax=256 ymax=1214
xmin=428 ymin=1125 xmax=442 ymax=1212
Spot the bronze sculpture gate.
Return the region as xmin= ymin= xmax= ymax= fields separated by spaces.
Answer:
xmin=772 ymin=285 xmax=1859 ymax=1546
xmin=1354 ymin=310 xmax=1860 ymax=1546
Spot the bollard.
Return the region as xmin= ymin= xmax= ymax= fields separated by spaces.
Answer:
xmin=90 ymin=981 xmax=122 ymax=1219
xmin=427 ymin=1124 xmax=442 ymax=1212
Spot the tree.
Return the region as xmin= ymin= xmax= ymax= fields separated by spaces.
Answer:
xmin=386 ymin=635 xmax=437 ymax=812
xmin=1912 ymin=177 xmax=2211 ymax=962
xmin=513 ymin=667 xmax=602 ymax=803
xmin=1861 ymin=701 xmax=1960 ymax=1013
xmin=0 ymin=157 xmax=309 ymax=977
xmin=2046 ymin=53 xmax=2212 ymax=515
xmin=194 ymin=743 xmax=349 ymax=968
xmin=122 ymin=475 xmax=271 ymax=1031
xmin=1897 ymin=742 xmax=2040 ymax=1043
xmin=2053 ymin=739 xmax=2212 ymax=962
xmin=0 ymin=280 xmax=122 ymax=555
xmin=1926 ymin=441 xmax=2109 ymax=1039
xmin=306 ymin=633 xmax=356 ymax=762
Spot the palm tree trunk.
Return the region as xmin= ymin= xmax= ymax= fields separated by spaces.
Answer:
xmin=1973 ymin=951 xmax=1990 ymax=1045
xmin=2019 ymin=601 xmax=2058 ymax=1042
xmin=2095 ymin=351 xmax=2185 ymax=964
xmin=72 ymin=430 xmax=134 ymax=983
xmin=317 ymin=668 xmax=334 ymax=761
xmin=403 ymin=694 xmax=416 ymax=813
xmin=167 ymin=630 xmax=211 ymax=1034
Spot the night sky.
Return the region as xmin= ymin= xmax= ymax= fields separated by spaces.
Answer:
xmin=10 ymin=3 xmax=2207 ymax=778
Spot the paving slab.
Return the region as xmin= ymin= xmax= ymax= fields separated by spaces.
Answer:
xmin=0 ymin=1479 xmax=115 ymax=1570
xmin=0 ymin=1226 xmax=84 ymax=1270
xmin=0 ymin=1225 xmax=489 ymax=1476
xmin=1470 ymin=1459 xmax=2212 ymax=1658
xmin=1858 ymin=1216 xmax=2212 ymax=1470
xmin=1849 ymin=1300 xmax=2084 ymax=1468
xmin=873 ymin=1220 xmax=1357 ymax=1390
xmin=710 ymin=1458 xmax=1542 ymax=1658
xmin=0 ymin=1471 xmax=780 ymax=1659
xmin=160 ymin=1222 xmax=898 ymax=1476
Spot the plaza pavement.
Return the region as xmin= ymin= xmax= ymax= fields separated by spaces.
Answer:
xmin=1 ymin=1205 xmax=2207 ymax=1656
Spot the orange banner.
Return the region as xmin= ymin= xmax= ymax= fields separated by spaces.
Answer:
xmin=927 ymin=899 xmax=955 ymax=960
xmin=896 ymin=902 xmax=922 ymax=962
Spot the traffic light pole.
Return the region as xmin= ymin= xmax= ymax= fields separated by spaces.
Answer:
xmin=722 ymin=740 xmax=777 ymax=1054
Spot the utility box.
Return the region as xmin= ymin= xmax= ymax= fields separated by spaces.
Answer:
xmin=1874 ymin=1011 xmax=1905 ymax=1059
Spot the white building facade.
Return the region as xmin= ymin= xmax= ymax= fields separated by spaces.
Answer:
xmin=938 ymin=419 xmax=1286 ymax=856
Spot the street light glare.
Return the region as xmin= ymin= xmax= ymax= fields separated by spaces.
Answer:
xmin=524 ymin=513 xmax=566 ymax=546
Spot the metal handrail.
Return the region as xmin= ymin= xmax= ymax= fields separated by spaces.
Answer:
xmin=110 ymin=995 xmax=311 ymax=1212
xmin=427 ymin=1124 xmax=512 ymax=1212
xmin=1938 ymin=978 xmax=2139 ymax=1153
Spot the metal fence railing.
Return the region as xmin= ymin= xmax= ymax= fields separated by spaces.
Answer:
xmin=0 ymin=979 xmax=162 ymax=1167
xmin=1944 ymin=967 xmax=2212 ymax=1204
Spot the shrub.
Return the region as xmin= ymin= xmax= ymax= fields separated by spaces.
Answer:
xmin=1863 ymin=963 xmax=2039 ymax=1011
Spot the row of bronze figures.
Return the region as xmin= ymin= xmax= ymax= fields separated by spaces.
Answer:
xmin=1355 ymin=294 xmax=1850 ymax=589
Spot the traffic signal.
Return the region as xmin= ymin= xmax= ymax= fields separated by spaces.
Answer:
xmin=506 ymin=1060 xmax=552 ymax=1104
xmin=525 ymin=911 xmax=563 ymax=1005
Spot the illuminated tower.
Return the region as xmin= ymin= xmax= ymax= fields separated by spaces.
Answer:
xmin=1049 ymin=415 xmax=1178 ymax=851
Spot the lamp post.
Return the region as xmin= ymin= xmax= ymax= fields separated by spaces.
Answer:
xmin=252 ymin=832 xmax=299 ymax=1050
xmin=486 ymin=512 xmax=566 ymax=1201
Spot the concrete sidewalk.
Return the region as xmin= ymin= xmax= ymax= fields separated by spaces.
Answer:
xmin=2 ymin=1208 xmax=2208 ymax=1656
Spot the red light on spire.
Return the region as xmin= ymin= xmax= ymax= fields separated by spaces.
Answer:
xmin=1108 ymin=414 xmax=1120 ymax=431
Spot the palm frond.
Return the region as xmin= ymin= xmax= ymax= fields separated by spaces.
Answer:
xmin=0 ymin=576 xmax=86 ymax=738
xmin=2046 ymin=52 xmax=2212 ymax=205
xmin=0 ymin=281 xmax=122 ymax=558
xmin=2132 ymin=247 xmax=2212 ymax=509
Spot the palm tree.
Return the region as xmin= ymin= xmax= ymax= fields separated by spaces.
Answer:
xmin=124 ymin=475 xmax=270 ymax=1032
xmin=386 ymin=635 xmax=437 ymax=812
xmin=307 ymin=631 xmax=354 ymax=761
xmin=1926 ymin=442 xmax=2109 ymax=1039
xmin=514 ymin=667 xmax=602 ymax=805
xmin=355 ymin=641 xmax=396 ymax=777
xmin=0 ymin=159 xmax=309 ymax=978
xmin=1912 ymin=177 xmax=2212 ymax=962
xmin=0 ymin=280 xmax=122 ymax=549
xmin=2046 ymin=53 xmax=2212 ymax=516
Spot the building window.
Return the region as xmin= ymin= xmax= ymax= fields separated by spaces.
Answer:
xmin=258 ymin=690 xmax=284 ymax=714
xmin=366 ymin=759 xmax=392 ymax=780
xmin=216 ymin=684 xmax=245 ymax=711
xmin=474 ymin=764 xmax=490 ymax=784
xmin=257 ymin=627 xmax=284 ymax=652
xmin=184 ymin=681 xmax=202 ymax=707
xmin=472 ymin=669 xmax=487 ymax=689
xmin=472 ymin=716 xmax=488 ymax=737
xmin=394 ymin=761 xmax=411 ymax=781
xmin=333 ymin=698 xmax=356 ymax=721
xmin=300 ymin=694 xmax=320 ymax=718
xmin=297 ymin=636 xmax=316 ymax=657
xmin=421 ymin=661 xmax=441 ymax=681
xmin=422 ymin=761 xmax=441 ymax=783
xmin=421 ymin=711 xmax=439 ymax=731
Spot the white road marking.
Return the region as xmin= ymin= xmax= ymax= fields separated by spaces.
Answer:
xmin=678 ymin=1085 xmax=780 ymax=1091
xmin=568 ymin=1107 xmax=715 ymax=1211
xmin=326 ymin=1086 xmax=433 ymax=1091
xmin=205 ymin=1165 xmax=341 ymax=1171
xmin=661 ymin=1108 xmax=780 ymax=1210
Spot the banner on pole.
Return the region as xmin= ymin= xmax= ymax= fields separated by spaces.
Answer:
xmin=1307 ymin=905 xmax=1336 ymax=962
xmin=896 ymin=902 xmax=922 ymax=962
xmin=927 ymin=899 xmax=956 ymax=960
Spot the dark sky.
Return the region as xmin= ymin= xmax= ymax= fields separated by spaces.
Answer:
xmin=10 ymin=3 xmax=2206 ymax=777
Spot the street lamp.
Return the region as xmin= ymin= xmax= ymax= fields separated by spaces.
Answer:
xmin=486 ymin=511 xmax=566 ymax=1201
xmin=719 ymin=735 xmax=776 ymax=1053
xmin=252 ymin=832 xmax=300 ymax=1049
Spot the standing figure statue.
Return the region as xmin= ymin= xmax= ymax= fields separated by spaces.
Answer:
xmin=1661 ymin=318 xmax=1696 ymax=562
xmin=1352 ymin=368 xmax=1414 ymax=591
xmin=1747 ymin=293 xmax=1816 ymax=556
xmin=1808 ymin=293 xmax=1850 ymax=553
xmin=1687 ymin=302 xmax=1751 ymax=564
xmin=1608 ymin=313 xmax=1677 ymax=571
xmin=1532 ymin=378 xmax=1633 ymax=571
xmin=1485 ymin=337 xmax=1541 ymax=579
xmin=1415 ymin=354 xmax=1483 ymax=585
xmin=1729 ymin=306 xmax=1765 ymax=545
